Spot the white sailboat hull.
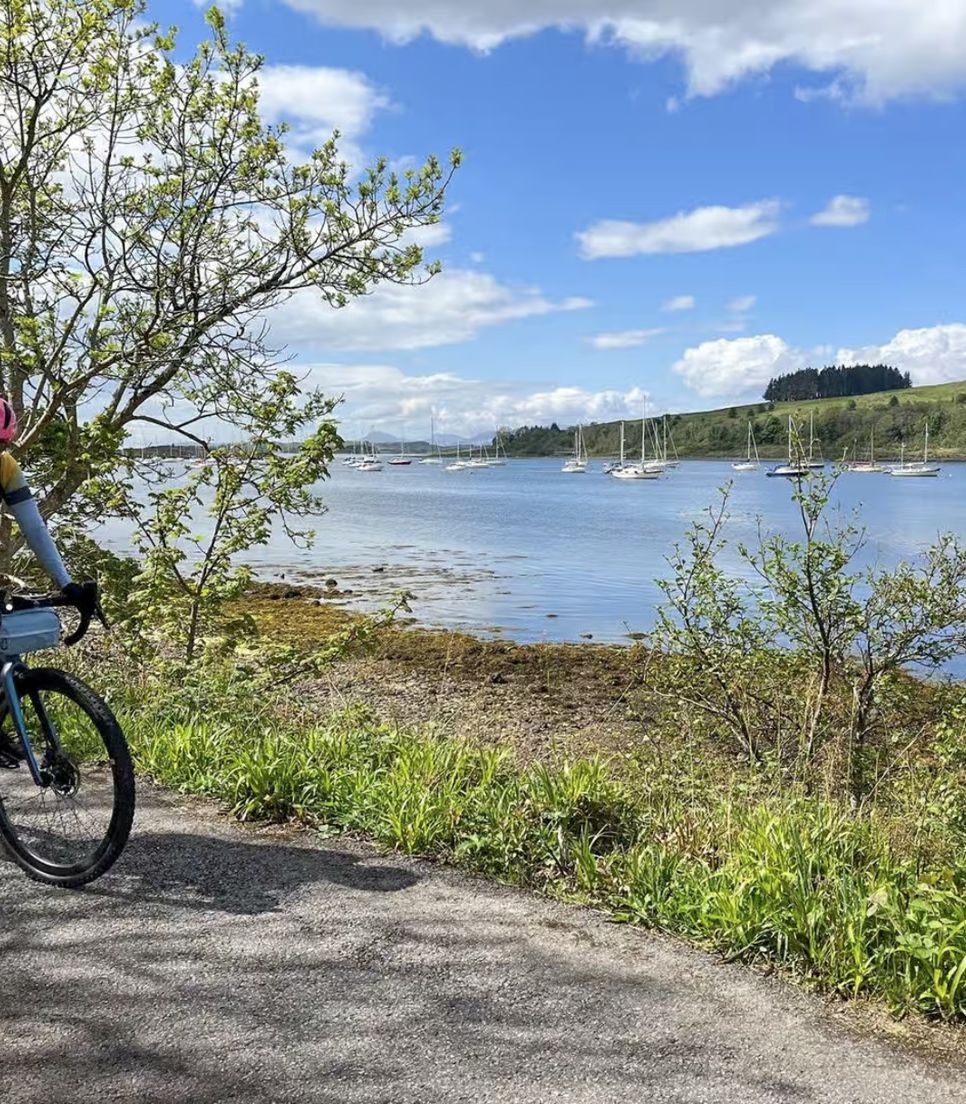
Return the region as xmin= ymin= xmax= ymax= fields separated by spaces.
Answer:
xmin=889 ymin=465 xmax=940 ymax=477
xmin=611 ymin=465 xmax=661 ymax=480
xmin=766 ymin=465 xmax=809 ymax=478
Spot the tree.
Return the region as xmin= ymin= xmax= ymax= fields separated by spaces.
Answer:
xmin=764 ymin=365 xmax=909 ymax=403
xmin=654 ymin=470 xmax=966 ymax=800
xmin=0 ymin=0 xmax=458 ymax=581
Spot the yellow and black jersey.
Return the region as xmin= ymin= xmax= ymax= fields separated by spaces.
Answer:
xmin=0 ymin=451 xmax=33 ymax=507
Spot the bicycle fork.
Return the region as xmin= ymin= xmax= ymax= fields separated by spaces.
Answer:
xmin=1 ymin=661 xmax=51 ymax=787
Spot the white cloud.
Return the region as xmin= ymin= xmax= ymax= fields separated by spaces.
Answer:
xmin=278 ymin=2 xmax=966 ymax=105
xmin=837 ymin=324 xmax=966 ymax=386
xmin=673 ymin=322 xmax=966 ymax=401
xmin=661 ymin=295 xmax=695 ymax=312
xmin=311 ymin=362 xmax=653 ymax=434
xmin=589 ymin=328 xmax=664 ymax=349
xmin=577 ymin=200 xmax=780 ymax=259
xmin=256 ymin=64 xmax=389 ymax=140
xmin=254 ymin=65 xmax=390 ymax=165
xmin=273 ymin=269 xmax=592 ymax=351
xmin=402 ymin=221 xmax=453 ymax=249
xmin=672 ymin=334 xmax=805 ymax=398
xmin=810 ymin=195 xmax=870 ymax=227
xmin=470 ymin=251 xmax=486 ymax=264
xmin=728 ymin=294 xmax=757 ymax=313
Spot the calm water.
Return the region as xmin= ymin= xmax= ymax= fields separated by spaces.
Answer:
xmin=97 ymin=458 xmax=963 ymax=645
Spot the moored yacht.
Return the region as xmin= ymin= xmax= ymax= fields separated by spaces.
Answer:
xmin=612 ymin=414 xmax=662 ymax=480
xmin=888 ymin=424 xmax=940 ymax=477
xmin=562 ymin=425 xmax=589 ymax=473
xmin=732 ymin=421 xmax=760 ymax=472
xmin=766 ymin=416 xmax=810 ymax=478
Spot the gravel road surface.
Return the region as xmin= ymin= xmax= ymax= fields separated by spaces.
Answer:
xmin=1 ymin=785 xmax=964 ymax=1103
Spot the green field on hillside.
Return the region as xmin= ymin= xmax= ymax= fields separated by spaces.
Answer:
xmin=502 ymin=380 xmax=966 ymax=460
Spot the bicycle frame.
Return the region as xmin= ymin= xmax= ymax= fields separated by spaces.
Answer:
xmin=1 ymin=658 xmax=53 ymax=787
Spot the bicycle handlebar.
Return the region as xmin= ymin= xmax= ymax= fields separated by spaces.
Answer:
xmin=4 ymin=581 xmax=108 ymax=646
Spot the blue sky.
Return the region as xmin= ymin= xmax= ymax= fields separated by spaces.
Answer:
xmin=153 ymin=0 xmax=966 ymax=436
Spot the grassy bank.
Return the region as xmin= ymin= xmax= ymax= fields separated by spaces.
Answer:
xmin=86 ymin=631 xmax=966 ymax=1024
xmin=503 ymin=379 xmax=966 ymax=459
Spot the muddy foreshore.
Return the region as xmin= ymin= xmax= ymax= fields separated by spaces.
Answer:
xmin=245 ymin=580 xmax=653 ymax=763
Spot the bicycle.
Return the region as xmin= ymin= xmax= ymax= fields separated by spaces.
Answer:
xmin=0 ymin=581 xmax=135 ymax=887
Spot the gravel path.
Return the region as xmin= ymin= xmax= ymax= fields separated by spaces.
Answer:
xmin=1 ymin=785 xmax=964 ymax=1104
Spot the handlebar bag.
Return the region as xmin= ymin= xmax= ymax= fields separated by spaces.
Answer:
xmin=0 ymin=609 xmax=62 ymax=658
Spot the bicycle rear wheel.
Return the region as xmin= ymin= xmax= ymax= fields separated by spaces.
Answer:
xmin=0 ymin=667 xmax=135 ymax=887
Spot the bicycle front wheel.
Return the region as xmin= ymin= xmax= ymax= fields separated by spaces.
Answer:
xmin=0 ymin=667 xmax=135 ymax=887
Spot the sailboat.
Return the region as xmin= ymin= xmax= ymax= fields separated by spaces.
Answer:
xmin=766 ymin=417 xmax=809 ymax=478
xmin=389 ymin=430 xmax=412 ymax=466
xmin=888 ymin=423 xmax=940 ymax=477
xmin=603 ymin=423 xmax=626 ymax=474
xmin=484 ymin=433 xmax=508 ymax=466
xmin=419 ymin=413 xmax=442 ymax=464
xmin=561 ymin=425 xmax=589 ymax=473
xmin=445 ymin=440 xmax=469 ymax=471
xmin=612 ymin=414 xmax=662 ymax=480
xmin=357 ymin=440 xmax=383 ymax=472
xmin=343 ymin=438 xmax=363 ymax=466
xmin=732 ymin=421 xmax=760 ymax=471
xmin=649 ymin=416 xmax=679 ymax=470
xmin=464 ymin=441 xmax=493 ymax=469
xmin=847 ymin=428 xmax=886 ymax=473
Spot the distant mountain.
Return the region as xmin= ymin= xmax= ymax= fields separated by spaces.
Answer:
xmin=345 ymin=430 xmax=497 ymax=447
xmin=434 ymin=431 xmax=497 ymax=446
xmin=360 ymin=431 xmax=401 ymax=444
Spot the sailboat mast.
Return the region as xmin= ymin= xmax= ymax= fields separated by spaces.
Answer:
xmin=619 ymin=422 xmax=625 ymax=466
xmin=925 ymin=422 xmax=929 ymax=464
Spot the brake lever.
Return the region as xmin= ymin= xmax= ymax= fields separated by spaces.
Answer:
xmin=63 ymin=604 xmax=92 ymax=647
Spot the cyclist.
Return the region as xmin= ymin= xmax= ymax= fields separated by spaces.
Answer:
xmin=0 ymin=397 xmax=82 ymax=766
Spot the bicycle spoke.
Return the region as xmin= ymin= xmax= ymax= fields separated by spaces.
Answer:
xmin=0 ymin=682 xmax=119 ymax=870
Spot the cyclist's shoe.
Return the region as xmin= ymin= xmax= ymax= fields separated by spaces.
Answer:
xmin=0 ymin=731 xmax=25 ymax=769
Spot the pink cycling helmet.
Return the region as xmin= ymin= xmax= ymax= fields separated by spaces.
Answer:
xmin=0 ymin=398 xmax=17 ymax=443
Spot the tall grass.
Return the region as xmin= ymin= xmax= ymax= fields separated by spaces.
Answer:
xmin=115 ymin=685 xmax=966 ymax=1022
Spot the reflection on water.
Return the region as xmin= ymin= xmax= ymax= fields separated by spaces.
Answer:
xmin=95 ymin=459 xmax=963 ymax=645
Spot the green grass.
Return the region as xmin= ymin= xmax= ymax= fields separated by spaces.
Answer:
xmin=504 ymin=379 xmax=966 ymax=459
xmin=108 ymin=672 xmax=966 ymax=1023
